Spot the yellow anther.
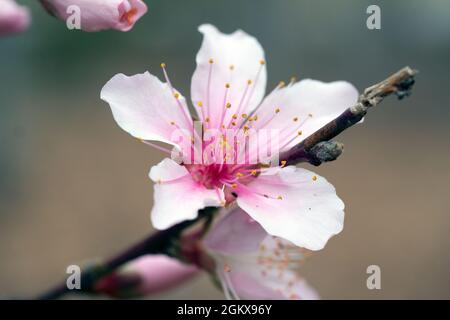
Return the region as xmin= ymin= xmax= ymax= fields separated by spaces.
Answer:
xmin=251 ymin=170 xmax=257 ymax=176
xmin=231 ymin=183 xmax=238 ymax=189
xmin=229 ymin=64 xmax=235 ymax=70
xmin=160 ymin=62 xmax=166 ymax=68
xmin=281 ymin=160 xmax=287 ymax=167
xmin=242 ymin=113 xmax=248 ymax=118
xmin=236 ymin=172 xmax=244 ymax=178
xmin=208 ymin=58 xmax=214 ymax=64
xmin=308 ymin=113 xmax=313 ymax=117
xmin=278 ymin=81 xmax=286 ymax=88
xmin=277 ymin=195 xmax=283 ymax=200
xmin=243 ymin=125 xmax=249 ymax=131
xmin=170 ymin=121 xmax=176 ymax=125
xmin=226 ymin=102 xmax=232 ymax=108
xmin=275 ymin=108 xmax=281 ymax=114
xmin=173 ymin=92 xmax=180 ymax=99
xmin=197 ymin=101 xmax=203 ymax=107
xmin=221 ymin=124 xmax=226 ymax=129
xmin=297 ymin=130 xmax=302 ymax=136
xmin=290 ymin=76 xmax=297 ymax=82
xmin=260 ymin=59 xmax=266 ymax=65
xmin=253 ymin=115 xmax=258 ymax=121
xmin=293 ymin=117 xmax=298 ymax=122
xmin=232 ymin=114 xmax=237 ymax=119
xmin=205 ymin=117 xmax=210 ymax=123
xmin=247 ymin=79 xmax=252 ymax=85
xmin=231 ymin=121 xmax=236 ymax=126
xmin=312 ymin=175 xmax=317 ymax=181
xmin=225 ymin=83 xmax=230 ymax=88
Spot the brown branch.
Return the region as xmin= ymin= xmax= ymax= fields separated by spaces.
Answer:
xmin=281 ymin=66 xmax=418 ymax=166
xmin=37 ymin=208 xmax=216 ymax=300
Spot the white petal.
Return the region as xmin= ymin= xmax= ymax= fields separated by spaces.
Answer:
xmin=253 ymin=79 xmax=358 ymax=151
xmin=191 ymin=24 xmax=267 ymax=129
xmin=227 ymin=270 xmax=319 ymax=300
xmin=101 ymin=72 xmax=192 ymax=146
xmin=236 ymin=166 xmax=344 ymax=250
xmin=149 ymin=158 xmax=224 ymax=230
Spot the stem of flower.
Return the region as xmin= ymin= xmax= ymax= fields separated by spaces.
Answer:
xmin=37 ymin=208 xmax=217 ymax=300
xmin=281 ymin=66 xmax=418 ymax=166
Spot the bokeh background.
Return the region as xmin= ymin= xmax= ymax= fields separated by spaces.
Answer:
xmin=1 ymin=0 xmax=449 ymax=299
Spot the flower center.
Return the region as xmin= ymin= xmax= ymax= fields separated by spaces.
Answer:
xmin=186 ymin=164 xmax=239 ymax=189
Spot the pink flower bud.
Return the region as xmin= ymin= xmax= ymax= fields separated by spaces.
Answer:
xmin=39 ymin=0 xmax=148 ymax=32
xmin=0 ymin=0 xmax=31 ymax=36
xmin=94 ymin=255 xmax=199 ymax=298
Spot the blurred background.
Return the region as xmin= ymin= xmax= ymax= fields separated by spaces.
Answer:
xmin=1 ymin=0 xmax=449 ymax=299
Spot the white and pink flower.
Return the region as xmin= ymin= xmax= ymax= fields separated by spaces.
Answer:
xmin=101 ymin=24 xmax=358 ymax=251
xmin=0 ymin=0 xmax=30 ymax=36
xmin=39 ymin=0 xmax=147 ymax=32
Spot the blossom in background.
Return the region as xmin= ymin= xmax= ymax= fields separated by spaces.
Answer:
xmin=0 ymin=0 xmax=30 ymax=36
xmin=94 ymin=254 xmax=199 ymax=298
xmin=95 ymin=208 xmax=318 ymax=300
xmin=203 ymin=207 xmax=319 ymax=300
xmin=101 ymin=24 xmax=358 ymax=251
xmin=39 ymin=0 xmax=147 ymax=32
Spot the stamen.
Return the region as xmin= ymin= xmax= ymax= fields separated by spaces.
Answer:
xmin=276 ymin=115 xmax=312 ymax=152
xmin=160 ymin=63 xmax=193 ymax=130
xmin=234 ymin=60 xmax=265 ymax=128
xmin=155 ymin=173 xmax=191 ymax=185
xmin=205 ymin=58 xmax=214 ymax=129
xmin=218 ymin=65 xmax=235 ymax=131
xmin=139 ymin=139 xmax=172 ymax=154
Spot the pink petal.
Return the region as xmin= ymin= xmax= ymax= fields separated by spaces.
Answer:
xmin=0 ymin=0 xmax=30 ymax=36
xmin=236 ymin=166 xmax=344 ymax=251
xmin=204 ymin=207 xmax=267 ymax=255
xmin=101 ymin=72 xmax=193 ymax=147
xmin=228 ymin=271 xmax=319 ymax=300
xmin=39 ymin=0 xmax=147 ymax=32
xmin=190 ymin=24 xmax=267 ymax=129
xmin=253 ymin=79 xmax=358 ymax=152
xmin=149 ymin=158 xmax=224 ymax=230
